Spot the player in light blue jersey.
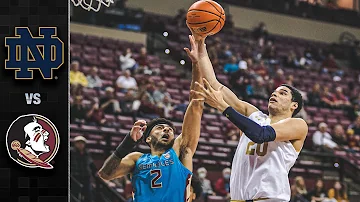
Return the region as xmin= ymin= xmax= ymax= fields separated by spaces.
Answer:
xmin=98 ymin=35 xmax=205 ymax=202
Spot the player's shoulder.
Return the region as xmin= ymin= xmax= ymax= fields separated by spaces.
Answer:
xmin=290 ymin=117 xmax=308 ymax=127
xmin=130 ymin=152 xmax=144 ymax=161
xmin=248 ymin=110 xmax=268 ymax=120
xmin=289 ymin=117 xmax=308 ymax=137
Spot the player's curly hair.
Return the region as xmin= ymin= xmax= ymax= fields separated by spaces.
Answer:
xmin=191 ymin=176 xmax=203 ymax=200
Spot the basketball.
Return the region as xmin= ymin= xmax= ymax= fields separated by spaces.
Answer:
xmin=186 ymin=0 xmax=226 ymax=36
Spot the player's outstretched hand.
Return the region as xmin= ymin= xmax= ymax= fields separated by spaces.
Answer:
xmin=186 ymin=21 xmax=206 ymax=41
xmin=184 ymin=35 xmax=206 ymax=63
xmin=130 ymin=120 xmax=147 ymax=142
xmin=191 ymin=78 xmax=229 ymax=112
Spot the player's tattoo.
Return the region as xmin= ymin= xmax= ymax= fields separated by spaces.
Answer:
xmin=100 ymin=153 xmax=121 ymax=177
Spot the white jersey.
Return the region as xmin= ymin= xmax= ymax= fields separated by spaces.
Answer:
xmin=230 ymin=111 xmax=300 ymax=201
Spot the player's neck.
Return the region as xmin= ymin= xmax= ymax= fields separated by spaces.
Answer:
xmin=150 ymin=149 xmax=166 ymax=157
xmin=269 ymin=113 xmax=291 ymax=124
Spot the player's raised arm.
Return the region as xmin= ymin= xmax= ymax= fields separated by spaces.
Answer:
xmin=192 ymin=79 xmax=308 ymax=144
xmin=98 ymin=120 xmax=145 ymax=181
xmin=173 ymin=35 xmax=204 ymax=158
xmin=189 ymin=28 xmax=258 ymax=117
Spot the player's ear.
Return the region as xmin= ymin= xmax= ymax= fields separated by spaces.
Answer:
xmin=192 ymin=193 xmax=196 ymax=200
xmin=146 ymin=136 xmax=151 ymax=144
xmin=291 ymin=102 xmax=298 ymax=111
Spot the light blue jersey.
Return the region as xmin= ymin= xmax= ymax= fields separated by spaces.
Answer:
xmin=131 ymin=148 xmax=192 ymax=202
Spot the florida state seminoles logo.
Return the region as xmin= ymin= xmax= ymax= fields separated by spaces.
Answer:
xmin=6 ymin=114 xmax=60 ymax=169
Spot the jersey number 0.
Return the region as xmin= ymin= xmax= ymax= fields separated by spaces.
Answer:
xmin=150 ymin=169 xmax=162 ymax=188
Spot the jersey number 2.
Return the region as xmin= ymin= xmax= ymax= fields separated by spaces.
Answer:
xmin=245 ymin=142 xmax=268 ymax=156
xmin=150 ymin=169 xmax=162 ymax=188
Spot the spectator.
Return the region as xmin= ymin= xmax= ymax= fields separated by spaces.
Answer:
xmin=322 ymin=54 xmax=342 ymax=76
xmin=253 ymin=60 xmax=268 ymax=79
xmin=116 ymin=70 xmax=138 ymax=92
xmin=286 ymin=75 xmax=295 ymax=86
xmin=71 ymin=136 xmax=97 ymax=202
xmin=312 ymin=122 xmax=338 ymax=151
xmin=220 ymin=44 xmax=233 ymax=60
xmin=308 ymin=83 xmax=322 ymax=106
xmin=99 ymin=87 xmax=121 ymax=114
xmin=86 ymin=67 xmax=103 ymax=89
xmin=252 ymin=22 xmax=269 ymax=42
xmin=250 ymin=77 xmax=269 ymax=99
xmin=320 ymin=86 xmax=334 ymax=107
xmin=207 ymin=41 xmax=220 ymax=66
xmin=197 ymin=167 xmax=215 ymax=198
xmin=348 ymin=103 xmax=360 ymax=121
xmin=136 ymin=47 xmax=149 ymax=73
xmin=157 ymin=95 xmax=174 ymax=118
xmin=331 ymin=87 xmax=351 ymax=107
xmin=327 ymin=181 xmax=349 ymax=202
xmin=263 ymin=41 xmax=277 ymax=61
xmin=332 ymin=124 xmax=348 ymax=146
xmin=139 ymin=83 xmax=162 ymax=118
xmin=173 ymin=9 xmax=186 ymax=27
xmin=291 ymin=176 xmax=308 ymax=202
xmin=70 ymin=95 xmax=87 ymax=123
xmin=306 ymin=179 xmax=327 ymax=202
xmin=215 ymin=168 xmax=231 ymax=199
xmin=120 ymin=48 xmax=137 ymax=71
xmin=273 ymin=69 xmax=286 ymax=89
xmin=86 ymin=98 xmax=106 ymax=126
xmin=224 ymin=56 xmax=239 ymax=74
xmin=70 ymin=61 xmax=88 ymax=95
xmin=70 ymin=61 xmax=88 ymax=87
xmin=223 ymin=14 xmax=234 ymax=30
xmin=153 ymin=81 xmax=171 ymax=104
xmin=189 ymin=176 xmax=203 ymax=202
xmin=285 ymin=50 xmax=300 ymax=68
xmin=120 ymin=89 xmax=138 ymax=115
xmin=348 ymin=116 xmax=360 ymax=136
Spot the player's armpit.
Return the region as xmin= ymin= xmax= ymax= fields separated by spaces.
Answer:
xmin=98 ymin=152 xmax=142 ymax=181
xmin=271 ymin=118 xmax=308 ymax=142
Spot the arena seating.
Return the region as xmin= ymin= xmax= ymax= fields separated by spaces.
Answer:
xmin=70 ymin=25 xmax=360 ymax=200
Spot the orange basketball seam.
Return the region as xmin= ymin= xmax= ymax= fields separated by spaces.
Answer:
xmin=203 ymin=20 xmax=220 ymax=35
xmin=205 ymin=0 xmax=225 ymax=15
xmin=187 ymin=19 xmax=220 ymax=25
xmin=187 ymin=9 xmax=225 ymax=21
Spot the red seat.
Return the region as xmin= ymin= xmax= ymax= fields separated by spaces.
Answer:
xmin=117 ymin=115 xmax=133 ymax=125
xmin=104 ymin=114 xmax=116 ymax=123
xmin=99 ymin=48 xmax=114 ymax=56
xmin=82 ymin=88 xmax=98 ymax=98
xmin=203 ymin=114 xmax=218 ymax=122
xmin=81 ymin=125 xmax=99 ymax=132
xmin=83 ymin=46 xmax=98 ymax=54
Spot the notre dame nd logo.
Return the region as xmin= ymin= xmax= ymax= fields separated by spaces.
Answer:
xmin=5 ymin=27 xmax=64 ymax=79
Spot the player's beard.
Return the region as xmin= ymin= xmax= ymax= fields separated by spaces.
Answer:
xmin=150 ymin=135 xmax=175 ymax=151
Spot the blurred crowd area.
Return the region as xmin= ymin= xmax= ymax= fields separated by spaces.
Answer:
xmin=218 ymin=0 xmax=360 ymax=27
xmin=70 ymin=3 xmax=360 ymax=202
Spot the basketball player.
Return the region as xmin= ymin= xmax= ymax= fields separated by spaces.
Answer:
xmin=98 ymin=41 xmax=204 ymax=202
xmin=184 ymin=33 xmax=308 ymax=202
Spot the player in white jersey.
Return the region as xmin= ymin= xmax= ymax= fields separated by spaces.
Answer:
xmin=184 ymin=32 xmax=308 ymax=202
